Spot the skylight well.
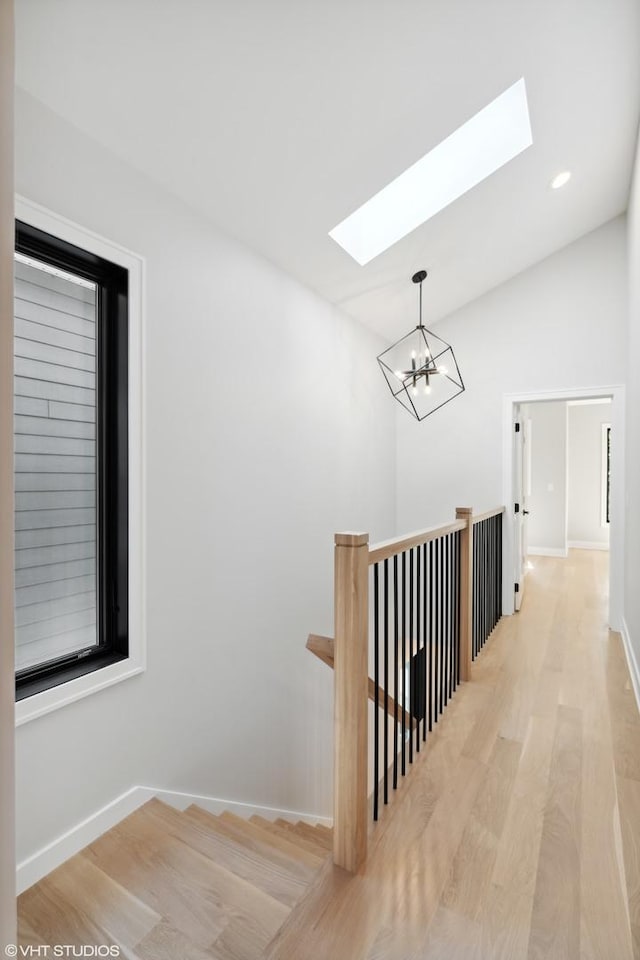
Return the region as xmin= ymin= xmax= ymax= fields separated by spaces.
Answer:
xmin=329 ymin=78 xmax=533 ymax=266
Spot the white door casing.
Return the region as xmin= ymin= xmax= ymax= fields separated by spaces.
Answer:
xmin=502 ymin=385 xmax=624 ymax=629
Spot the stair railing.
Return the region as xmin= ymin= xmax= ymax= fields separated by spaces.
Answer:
xmin=307 ymin=505 xmax=504 ymax=873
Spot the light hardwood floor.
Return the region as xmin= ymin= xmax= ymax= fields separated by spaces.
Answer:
xmin=266 ymin=550 xmax=640 ymax=960
xmin=19 ymin=551 xmax=640 ymax=959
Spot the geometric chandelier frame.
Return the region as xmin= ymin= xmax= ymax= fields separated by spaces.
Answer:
xmin=377 ymin=269 xmax=465 ymax=421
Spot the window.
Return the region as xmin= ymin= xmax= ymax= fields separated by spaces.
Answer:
xmin=15 ymin=219 xmax=129 ymax=700
xmin=601 ymin=423 xmax=611 ymax=527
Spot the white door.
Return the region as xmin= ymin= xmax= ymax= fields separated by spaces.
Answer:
xmin=513 ymin=409 xmax=531 ymax=610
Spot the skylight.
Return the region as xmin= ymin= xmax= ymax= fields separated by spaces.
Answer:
xmin=329 ymin=78 xmax=533 ymax=266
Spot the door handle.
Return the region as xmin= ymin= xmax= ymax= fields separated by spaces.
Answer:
xmin=522 ymin=509 xmax=530 ymax=515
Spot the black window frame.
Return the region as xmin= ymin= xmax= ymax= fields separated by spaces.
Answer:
xmin=15 ymin=220 xmax=129 ymax=700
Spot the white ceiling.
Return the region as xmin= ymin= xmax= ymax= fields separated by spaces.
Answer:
xmin=15 ymin=0 xmax=640 ymax=342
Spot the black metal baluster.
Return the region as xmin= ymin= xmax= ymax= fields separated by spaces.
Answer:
xmin=485 ymin=522 xmax=488 ymax=642
xmin=487 ymin=517 xmax=496 ymax=636
xmin=473 ymin=524 xmax=479 ymax=658
xmin=481 ymin=521 xmax=485 ymax=651
xmin=448 ymin=533 xmax=453 ymax=700
xmin=478 ymin=524 xmax=482 ymax=652
xmin=416 ymin=543 xmax=421 ymax=754
xmin=493 ymin=517 xmax=497 ymax=632
xmin=450 ymin=534 xmax=455 ymax=694
xmin=384 ymin=558 xmax=389 ymax=805
xmin=439 ymin=535 xmax=444 ymax=717
xmin=429 ymin=539 xmax=434 ymax=731
xmin=485 ymin=520 xmax=492 ymax=640
xmin=498 ymin=514 xmax=502 ymax=620
xmin=393 ymin=554 xmax=399 ymax=790
xmin=373 ymin=563 xmax=379 ymax=821
xmin=409 ymin=547 xmax=414 ymax=764
xmin=434 ymin=538 xmax=439 ymax=721
xmin=484 ymin=520 xmax=488 ymax=646
xmin=492 ymin=516 xmax=496 ymax=631
xmin=496 ymin=515 xmax=500 ymax=621
xmin=453 ymin=530 xmax=460 ymax=689
xmin=485 ymin=521 xmax=489 ymax=644
xmin=422 ymin=542 xmax=428 ymax=742
xmin=440 ymin=534 xmax=445 ymax=706
xmin=472 ymin=525 xmax=476 ymax=660
xmin=401 ymin=550 xmax=406 ymax=777
xmin=450 ymin=533 xmax=454 ymax=698
xmin=498 ymin=513 xmax=503 ymax=618
xmin=485 ymin=521 xmax=488 ymax=640
xmin=491 ymin=520 xmax=494 ymax=632
xmin=480 ymin=521 xmax=484 ymax=648
xmin=440 ymin=537 xmax=447 ymax=713
xmin=444 ymin=534 xmax=449 ymax=707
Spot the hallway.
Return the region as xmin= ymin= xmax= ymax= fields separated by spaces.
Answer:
xmin=267 ymin=550 xmax=640 ymax=959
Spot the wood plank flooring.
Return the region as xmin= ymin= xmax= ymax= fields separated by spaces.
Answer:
xmin=18 ymin=801 xmax=331 ymax=959
xmin=18 ymin=550 xmax=640 ymax=959
xmin=266 ymin=550 xmax=640 ymax=960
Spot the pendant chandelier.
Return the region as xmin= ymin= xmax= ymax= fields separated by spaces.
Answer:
xmin=377 ymin=270 xmax=464 ymax=421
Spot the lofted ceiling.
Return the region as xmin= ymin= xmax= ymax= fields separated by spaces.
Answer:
xmin=14 ymin=0 xmax=640 ymax=342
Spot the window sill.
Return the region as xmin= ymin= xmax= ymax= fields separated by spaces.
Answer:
xmin=15 ymin=656 xmax=145 ymax=726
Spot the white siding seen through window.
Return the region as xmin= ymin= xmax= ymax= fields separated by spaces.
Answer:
xmin=14 ymin=257 xmax=98 ymax=672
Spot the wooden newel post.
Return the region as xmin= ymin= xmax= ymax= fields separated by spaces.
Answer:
xmin=333 ymin=531 xmax=369 ymax=873
xmin=456 ymin=507 xmax=473 ymax=682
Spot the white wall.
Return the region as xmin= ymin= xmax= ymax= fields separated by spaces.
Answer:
xmin=525 ymin=401 xmax=568 ymax=554
xmin=568 ymin=402 xmax=611 ymax=547
xmin=0 ymin=0 xmax=16 ymax=945
xmin=625 ymin=127 xmax=640 ymax=679
xmin=14 ymin=89 xmax=397 ymax=864
xmin=396 ymin=217 xmax=627 ymax=530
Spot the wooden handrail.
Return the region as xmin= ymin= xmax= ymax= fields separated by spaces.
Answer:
xmin=368 ymin=519 xmax=467 ymax=565
xmin=471 ymin=506 xmax=505 ymax=525
xmin=306 ymin=634 xmax=416 ymax=730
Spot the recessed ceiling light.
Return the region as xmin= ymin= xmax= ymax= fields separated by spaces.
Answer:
xmin=328 ymin=78 xmax=533 ymax=266
xmin=550 ymin=170 xmax=571 ymax=190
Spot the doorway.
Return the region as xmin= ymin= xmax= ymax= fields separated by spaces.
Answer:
xmin=502 ymin=386 xmax=624 ymax=629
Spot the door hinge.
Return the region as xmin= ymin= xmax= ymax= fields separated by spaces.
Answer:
xmin=514 ymin=502 xmax=520 ymax=513
xmin=514 ymin=582 xmax=520 ymax=593
xmin=514 ymin=422 xmax=521 ymax=432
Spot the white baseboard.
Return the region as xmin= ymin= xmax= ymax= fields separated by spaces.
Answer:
xmin=17 ymin=786 xmax=332 ymax=894
xmin=620 ymin=618 xmax=640 ymax=715
xmin=527 ymin=546 xmax=568 ymax=558
xmin=567 ymin=540 xmax=610 ymax=551
xmin=16 ymin=785 xmax=153 ymax=894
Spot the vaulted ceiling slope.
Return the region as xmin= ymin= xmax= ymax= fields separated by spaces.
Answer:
xmin=15 ymin=0 xmax=640 ymax=341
